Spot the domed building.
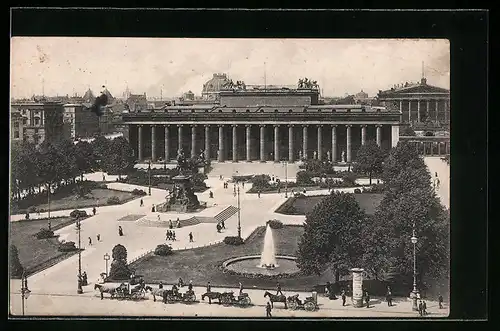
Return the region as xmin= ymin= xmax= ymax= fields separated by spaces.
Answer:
xmin=202 ymin=73 xmax=230 ymax=101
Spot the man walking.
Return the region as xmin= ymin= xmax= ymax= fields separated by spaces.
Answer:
xmin=341 ymin=290 xmax=346 ymax=306
xmin=276 ymin=282 xmax=283 ymax=296
xmin=422 ymin=300 xmax=427 ymax=315
xmin=189 ymin=232 xmax=194 ymax=242
xmin=386 ymin=286 xmax=392 ymax=307
xmin=239 ymin=282 xmax=244 ymax=296
xmin=221 ymin=220 xmax=225 ymax=229
xmin=418 ymin=300 xmax=423 ymax=316
xmin=364 ymin=291 xmax=370 ymax=308
xmin=88 ymin=237 xmax=92 ymax=246
xmin=97 ymin=234 xmax=101 ymax=242
xmin=438 ymin=294 xmax=444 ymax=309
xmin=92 ymin=207 xmax=96 ymax=215
xmin=266 ymin=302 xmax=272 ymax=318
xmin=140 ymin=199 xmax=144 ymax=207
xmin=206 ymin=281 xmax=211 ymax=293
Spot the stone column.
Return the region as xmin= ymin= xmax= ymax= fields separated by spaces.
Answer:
xmin=260 ymin=125 xmax=266 ymax=162
xmin=423 ymin=142 xmax=426 ymax=155
xmin=376 ymin=125 xmax=382 ymax=147
xmin=164 ymin=125 xmax=170 ymax=162
xmin=204 ymin=125 xmax=210 ymax=160
xmin=218 ymin=125 xmax=224 ymax=162
xmin=317 ymin=125 xmax=323 ymax=160
xmin=408 ymin=100 xmax=412 ymax=123
xmin=426 ymin=100 xmax=430 ymax=118
xmin=138 ymin=125 xmax=143 ymax=161
xmin=399 ymin=100 xmax=403 ymax=118
xmin=331 ymin=125 xmax=337 ymax=163
xmin=361 ymin=125 xmax=367 ymax=146
xmin=232 ymin=125 xmax=238 ymax=162
xmin=302 ymin=125 xmax=308 ymax=160
xmin=246 ymin=125 xmax=251 ymax=162
xmin=436 ymin=100 xmax=439 ymax=122
xmin=351 ymin=268 xmax=365 ymax=308
xmin=417 ymin=100 xmax=421 ymax=122
xmin=151 ymin=125 xmax=156 ymax=162
xmin=444 ymin=101 xmax=449 ymax=124
xmin=191 ymin=125 xmax=197 ymax=158
xmin=274 ymin=125 xmax=280 ymax=162
xmin=177 ymin=125 xmax=183 ymax=153
xmin=346 ymin=125 xmax=352 ymax=162
xmin=391 ymin=125 xmax=400 ymax=148
xmin=288 ymin=125 xmax=294 ymax=162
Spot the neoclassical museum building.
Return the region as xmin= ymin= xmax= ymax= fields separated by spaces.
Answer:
xmin=122 ymin=77 xmax=402 ymax=163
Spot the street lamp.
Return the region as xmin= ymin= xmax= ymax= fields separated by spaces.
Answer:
xmin=47 ymin=183 xmax=51 ymax=221
xmin=76 ymin=218 xmax=83 ymax=294
xmin=148 ymin=161 xmax=152 ymax=196
xmin=20 ymin=272 xmax=31 ymax=316
xmin=282 ymin=161 xmax=288 ymax=198
xmin=104 ymin=253 xmax=110 ymax=277
xmin=410 ymin=221 xmax=419 ymax=311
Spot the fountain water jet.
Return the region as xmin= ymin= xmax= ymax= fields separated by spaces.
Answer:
xmin=259 ymin=224 xmax=278 ymax=269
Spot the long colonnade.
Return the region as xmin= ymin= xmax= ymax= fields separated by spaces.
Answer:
xmin=131 ymin=123 xmax=400 ymax=163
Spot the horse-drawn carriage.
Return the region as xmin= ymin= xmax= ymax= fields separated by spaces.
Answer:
xmin=219 ymin=292 xmax=252 ymax=307
xmin=286 ymin=293 xmax=319 ymax=311
xmin=162 ymin=289 xmax=197 ymax=304
xmin=94 ymin=282 xmax=146 ymax=301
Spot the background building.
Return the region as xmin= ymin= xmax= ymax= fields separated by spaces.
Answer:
xmin=11 ymin=108 xmax=24 ymax=143
xmin=202 ymin=73 xmax=230 ymax=101
xmin=62 ymin=103 xmax=100 ymax=139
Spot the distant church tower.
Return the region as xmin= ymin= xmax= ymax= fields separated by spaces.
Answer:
xmin=123 ymin=85 xmax=131 ymax=100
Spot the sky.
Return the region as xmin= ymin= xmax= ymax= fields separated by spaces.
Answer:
xmin=10 ymin=38 xmax=449 ymax=99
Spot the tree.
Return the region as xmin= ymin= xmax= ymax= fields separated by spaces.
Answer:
xmin=90 ymin=135 xmax=111 ymax=170
xmin=37 ymin=141 xmax=65 ymax=193
xmin=382 ymin=141 xmax=427 ymax=186
xmin=74 ymin=141 xmax=96 ymax=180
xmin=53 ymin=138 xmax=78 ymax=183
xmin=102 ymin=137 xmax=135 ymax=179
xmin=400 ymin=125 xmax=417 ymax=136
xmin=296 ymin=192 xmax=366 ymax=281
xmin=10 ymin=245 xmax=24 ymax=278
xmin=109 ymin=244 xmax=131 ymax=280
xmin=353 ymin=140 xmax=385 ymax=184
xmin=112 ymin=244 xmax=127 ymax=261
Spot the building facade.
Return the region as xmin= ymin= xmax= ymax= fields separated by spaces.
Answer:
xmin=376 ymin=77 xmax=450 ymax=128
xmin=11 ymin=100 xmax=65 ymax=145
xmin=11 ymin=108 xmax=24 ymax=143
xmin=122 ymin=83 xmax=402 ymax=163
xmin=63 ymin=103 xmax=100 ymax=139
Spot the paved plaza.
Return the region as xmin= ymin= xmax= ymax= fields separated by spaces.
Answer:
xmin=9 ymin=157 xmax=449 ymax=317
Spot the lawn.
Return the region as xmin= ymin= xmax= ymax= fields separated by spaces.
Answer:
xmin=14 ymin=188 xmax=138 ymax=214
xmin=129 ymin=225 xmax=333 ymax=292
xmin=278 ymin=193 xmax=384 ymax=216
xmin=9 ymin=217 xmax=84 ymax=277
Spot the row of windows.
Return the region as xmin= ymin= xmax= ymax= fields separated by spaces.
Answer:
xmin=145 ymin=107 xmax=381 ymax=114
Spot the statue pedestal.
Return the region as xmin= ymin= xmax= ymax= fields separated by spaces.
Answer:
xmin=351 ymin=268 xmax=364 ymax=308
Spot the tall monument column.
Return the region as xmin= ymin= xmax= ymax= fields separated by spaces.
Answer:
xmin=232 ymin=125 xmax=238 ymax=162
xmin=376 ymin=125 xmax=382 ymax=147
xmin=246 ymin=125 xmax=252 ymax=162
xmin=361 ymin=125 xmax=367 ymax=146
xmin=191 ymin=125 xmax=197 ymax=158
xmin=260 ymin=125 xmax=266 ymax=162
xmin=177 ymin=125 xmax=183 ymax=153
xmin=204 ymin=125 xmax=210 ymax=160
xmin=274 ymin=125 xmax=280 ymax=162
xmin=288 ymin=125 xmax=294 ymax=162
xmin=331 ymin=125 xmax=337 ymax=163
xmin=138 ymin=125 xmax=143 ymax=161
xmin=302 ymin=125 xmax=308 ymax=160
xmin=346 ymin=125 xmax=352 ymax=162
xmin=218 ymin=125 xmax=224 ymax=162
xmin=164 ymin=125 xmax=170 ymax=162
xmin=151 ymin=125 xmax=156 ymax=162
xmin=317 ymin=125 xmax=323 ymax=160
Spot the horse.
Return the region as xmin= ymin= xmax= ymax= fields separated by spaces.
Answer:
xmin=94 ymin=283 xmax=118 ymax=300
xmin=264 ymin=291 xmax=287 ymax=309
xmin=145 ymin=286 xmax=165 ymax=302
xmin=202 ymin=291 xmax=223 ymax=304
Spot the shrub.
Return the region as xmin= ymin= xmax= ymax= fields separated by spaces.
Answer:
xmin=296 ymin=170 xmax=314 ymax=185
xmin=223 ymin=236 xmax=244 ymax=246
xmin=233 ymin=175 xmax=254 ymax=182
xmin=70 ymin=209 xmax=88 ymax=218
xmin=35 ymin=228 xmax=55 ymax=239
xmin=131 ymin=188 xmax=147 ymax=196
xmin=154 ymin=244 xmax=173 ymax=256
xmin=9 ymin=245 xmax=24 ymax=278
xmin=109 ymin=260 xmax=132 ymax=280
xmin=267 ymin=219 xmax=284 ymax=229
xmin=107 ymin=196 xmax=121 ymax=205
xmin=342 ymin=173 xmax=358 ymax=187
xmin=251 ymin=174 xmax=271 ymax=189
xmin=354 ymin=188 xmax=362 ymax=194
xmin=58 ymin=241 xmax=77 ymax=252
xmin=112 ymin=244 xmax=128 ymax=261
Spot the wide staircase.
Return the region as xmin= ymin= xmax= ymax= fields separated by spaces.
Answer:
xmin=208 ymin=161 xmax=300 ymax=180
xmin=213 ymin=205 xmax=239 ymax=225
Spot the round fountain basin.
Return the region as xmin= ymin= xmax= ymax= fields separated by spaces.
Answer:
xmin=223 ymin=255 xmax=300 ymax=277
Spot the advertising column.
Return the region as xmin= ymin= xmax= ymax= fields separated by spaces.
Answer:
xmin=351 ymin=268 xmax=364 ymax=308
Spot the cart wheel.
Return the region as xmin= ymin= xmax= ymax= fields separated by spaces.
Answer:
xmin=240 ymin=296 xmax=251 ymax=306
xmin=288 ymin=300 xmax=298 ymax=310
xmin=187 ymin=293 xmax=196 ymax=302
xmin=304 ymin=302 xmax=315 ymax=311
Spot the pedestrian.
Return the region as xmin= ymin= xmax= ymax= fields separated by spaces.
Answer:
xmin=438 ymin=294 xmax=444 ymax=309
xmin=209 ymin=191 xmax=214 ymax=198
xmin=276 ymin=282 xmax=283 ymax=296
xmin=48 ymin=220 xmax=51 ymax=231
xmin=365 ymin=291 xmax=370 ymax=308
xmin=239 ymin=282 xmax=243 ymax=296
xmin=176 ymin=218 xmax=181 ymax=228
xmin=152 ymin=204 xmax=155 ymax=212
xmin=92 ymin=207 xmax=96 ymax=215
xmin=242 ymin=182 xmax=245 ymax=189
xmin=97 ymin=234 xmax=101 ymax=242
xmin=188 ymin=280 xmax=193 ymax=291
xmin=169 ymin=219 xmax=173 ymax=229
xmin=418 ymin=300 xmax=423 ymax=316
xmin=172 ymin=231 xmax=176 ymax=241
xmin=118 ymin=225 xmax=123 ymax=236
xmin=157 ymin=214 xmax=161 ymax=222
xmin=221 ymin=220 xmax=225 ymax=229
xmin=220 ymin=175 xmax=223 ymax=180
xmin=189 ymin=232 xmax=193 ymax=242
xmin=178 ymin=277 xmax=184 ymax=287
xmin=206 ymin=281 xmax=211 ymax=293
xmin=102 ymin=174 xmax=106 ymax=182
xmin=266 ymin=302 xmax=272 ymax=318
xmin=140 ymin=199 xmax=144 ymax=207
xmin=422 ymin=301 xmax=428 ymax=315
xmin=386 ymin=286 xmax=392 ymax=307
xmin=88 ymin=237 xmax=92 ymax=246
xmin=159 ymin=282 xmax=163 ymax=289
xmin=258 ymin=190 xmax=261 ymax=198
xmin=272 ymin=176 xmax=275 ymax=182
xmin=341 ymin=290 xmax=346 ymax=306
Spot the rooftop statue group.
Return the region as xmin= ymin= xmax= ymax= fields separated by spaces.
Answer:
xmin=298 ymin=78 xmax=319 ymax=89
xmin=222 ymin=79 xmax=246 ymax=90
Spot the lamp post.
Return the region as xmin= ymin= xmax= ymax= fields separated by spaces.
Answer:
xmin=47 ymin=183 xmax=51 ymax=221
xmin=20 ymin=272 xmax=31 ymax=316
xmin=282 ymin=161 xmax=288 ymax=198
xmin=76 ymin=218 xmax=83 ymax=294
xmin=148 ymin=161 xmax=152 ymax=196
xmin=104 ymin=253 xmax=110 ymax=277
xmin=410 ymin=221 xmax=419 ymax=311
xmin=236 ymin=183 xmax=241 ymax=239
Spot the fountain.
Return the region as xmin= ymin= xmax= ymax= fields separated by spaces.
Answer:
xmin=222 ymin=224 xmax=299 ymax=278
xmin=259 ymin=224 xmax=278 ymax=269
